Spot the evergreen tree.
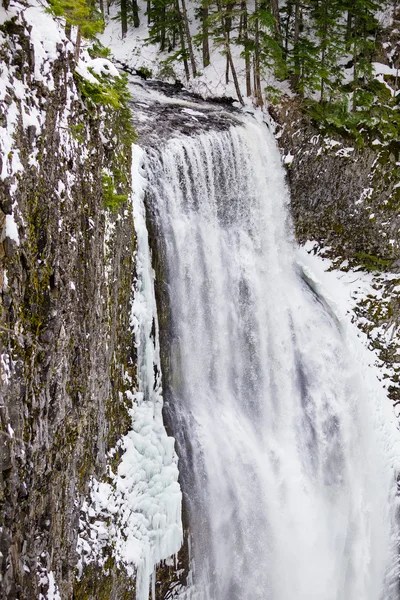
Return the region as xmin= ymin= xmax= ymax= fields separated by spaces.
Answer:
xmin=49 ymin=0 xmax=103 ymax=58
xmin=344 ymin=0 xmax=383 ymax=109
xmin=310 ymin=0 xmax=346 ymax=101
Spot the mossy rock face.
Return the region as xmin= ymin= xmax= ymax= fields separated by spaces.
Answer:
xmin=0 ymin=10 xmax=138 ymax=599
xmin=73 ymin=560 xmax=136 ymax=600
xmin=272 ymin=98 xmax=400 ymax=270
xmin=73 ymin=542 xmax=189 ymax=600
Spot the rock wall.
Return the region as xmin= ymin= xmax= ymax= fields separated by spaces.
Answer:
xmin=0 ymin=5 xmax=136 ymax=598
xmin=272 ymin=98 xmax=400 ymax=270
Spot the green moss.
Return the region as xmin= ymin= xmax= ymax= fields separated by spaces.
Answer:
xmin=136 ymin=66 xmax=153 ymax=80
xmin=102 ymin=173 xmax=128 ymax=212
xmin=0 ymin=16 xmax=25 ymax=36
xmin=70 ymin=123 xmax=86 ymax=143
xmin=304 ymin=80 xmax=400 ymax=147
xmin=73 ymin=555 xmax=135 ymax=600
xmin=74 ymin=69 xmax=136 ymax=215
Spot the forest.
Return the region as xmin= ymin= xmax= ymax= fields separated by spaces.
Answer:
xmin=49 ymin=0 xmax=400 ymax=144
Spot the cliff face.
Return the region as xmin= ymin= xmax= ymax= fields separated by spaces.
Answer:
xmin=0 ymin=5 xmax=136 ymax=598
xmin=272 ymin=98 xmax=400 ymax=269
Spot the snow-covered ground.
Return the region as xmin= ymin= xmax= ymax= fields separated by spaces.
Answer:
xmin=99 ymin=0 xmax=292 ymax=105
xmin=2 ymin=2 xmax=399 ymax=598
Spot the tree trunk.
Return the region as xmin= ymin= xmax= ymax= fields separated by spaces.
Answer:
xmin=176 ymin=0 xmax=191 ymax=80
xmin=147 ymin=0 xmax=151 ymax=25
xmin=216 ymin=0 xmax=244 ymax=104
xmin=75 ymin=27 xmax=82 ymax=62
xmin=228 ymin=49 xmax=244 ymax=104
xmin=241 ymin=0 xmax=251 ymax=96
xmin=160 ymin=3 xmax=166 ymax=50
xmin=270 ymin=0 xmax=281 ymax=40
xmin=132 ymin=0 xmax=140 ymax=28
xmin=224 ymin=1 xmax=234 ymax=84
xmin=254 ymin=0 xmax=263 ymax=105
xmin=320 ymin=0 xmax=328 ymax=102
xmin=352 ymin=39 xmax=357 ymax=111
xmin=202 ymin=5 xmax=210 ymax=67
xmin=180 ymin=0 xmax=197 ymax=77
xmin=121 ymin=0 xmax=128 ymax=38
xmin=346 ymin=10 xmax=352 ymax=47
xmin=283 ymin=0 xmax=292 ymax=60
xmin=99 ymin=0 xmax=104 ymax=18
xmin=291 ymin=0 xmax=300 ymax=92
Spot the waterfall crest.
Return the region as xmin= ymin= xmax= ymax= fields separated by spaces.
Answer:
xmin=142 ymin=119 xmax=400 ymax=600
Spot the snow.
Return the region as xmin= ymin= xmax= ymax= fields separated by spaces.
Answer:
xmin=87 ymin=57 xmax=120 ymax=78
xmin=38 ymin=569 xmax=61 ymax=600
xmin=181 ymin=108 xmax=206 ymax=118
xmin=284 ymin=152 xmax=294 ymax=165
xmin=0 ymin=0 xmax=75 ymax=182
xmin=323 ymin=139 xmax=340 ymax=149
xmin=4 ymin=214 xmax=19 ymax=245
xmin=46 ymin=572 xmax=61 ymax=600
xmin=372 ymin=62 xmax=398 ymax=77
xmin=335 ymin=146 xmax=354 ymax=158
xmin=300 ymin=241 xmax=400 ymax=405
xmin=372 ymin=62 xmax=400 ymax=96
xmin=76 ymin=60 xmax=103 ymax=85
xmin=0 ymin=354 xmax=12 ymax=385
xmin=297 ymin=245 xmax=400 ymax=461
xmin=99 ymin=0 xmax=290 ymax=105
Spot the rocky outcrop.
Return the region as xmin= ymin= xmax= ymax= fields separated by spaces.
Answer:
xmin=0 ymin=7 xmax=135 ymax=598
xmin=272 ymin=98 xmax=400 ymax=270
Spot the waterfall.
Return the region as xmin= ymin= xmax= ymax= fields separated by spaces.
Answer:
xmin=138 ymin=118 xmax=400 ymax=600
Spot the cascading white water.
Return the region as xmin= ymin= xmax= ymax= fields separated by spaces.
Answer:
xmin=142 ymin=118 xmax=400 ymax=600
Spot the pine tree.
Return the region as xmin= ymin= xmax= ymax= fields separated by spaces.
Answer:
xmin=344 ymin=0 xmax=382 ymax=109
xmin=49 ymin=0 xmax=104 ymax=58
xmin=239 ymin=0 xmax=252 ymax=96
xmin=310 ymin=0 xmax=346 ymax=101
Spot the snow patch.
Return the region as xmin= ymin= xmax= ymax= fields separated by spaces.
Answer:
xmin=4 ymin=214 xmax=19 ymax=245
